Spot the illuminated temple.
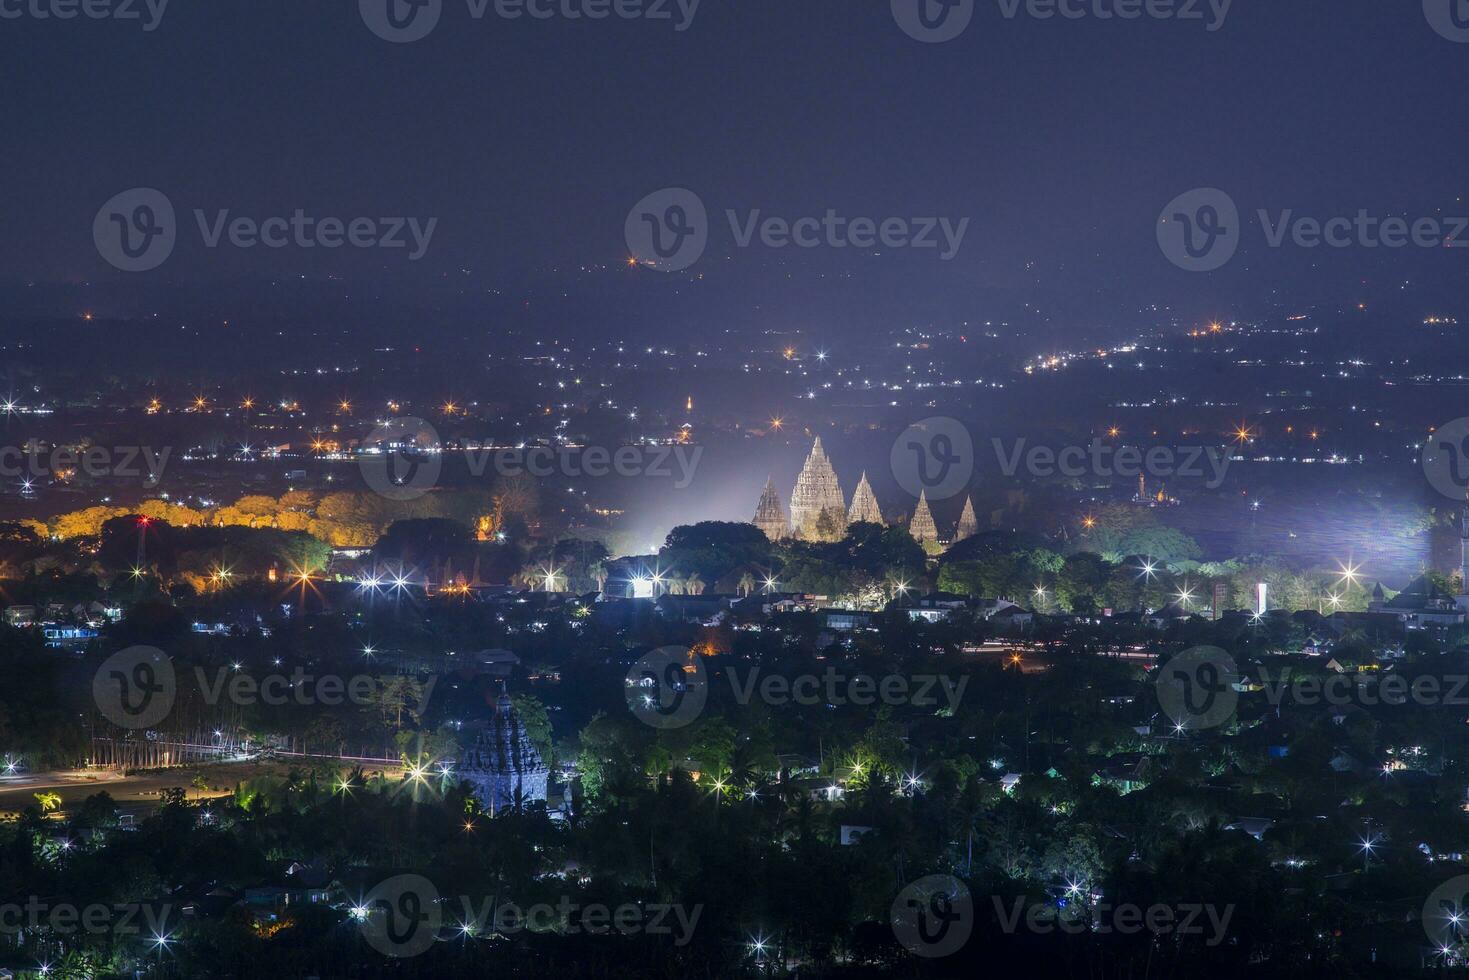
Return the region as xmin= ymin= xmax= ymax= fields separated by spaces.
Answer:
xmin=753 ymin=477 xmax=791 ymax=540
xmin=848 ymin=472 xmax=884 ymax=525
xmin=457 ymin=687 xmax=549 ymax=813
xmin=788 ymin=437 xmax=847 ymax=536
xmin=909 ymin=489 xmax=939 ymax=545
xmin=754 ymin=438 xmax=966 ymax=545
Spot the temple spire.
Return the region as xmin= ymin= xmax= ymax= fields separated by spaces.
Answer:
xmin=848 ymin=471 xmax=884 ymax=526
xmin=753 ymin=476 xmax=790 ymax=541
xmin=789 ymin=437 xmax=846 ymax=539
xmin=955 ymin=495 xmax=978 ymax=541
xmin=910 ymin=489 xmax=939 ymax=546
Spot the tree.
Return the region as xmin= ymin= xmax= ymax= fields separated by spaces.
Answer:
xmin=511 ymin=693 xmax=555 ymax=771
xmin=1057 ymin=553 xmax=1110 ymax=612
xmin=660 ymin=522 xmax=774 ymax=586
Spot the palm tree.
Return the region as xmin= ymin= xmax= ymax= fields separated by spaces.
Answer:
xmin=667 ymin=574 xmax=686 ymax=596
xmin=591 ymin=561 xmax=609 ymax=593
xmin=738 ymin=571 xmax=755 ymax=597
xmin=686 ymin=572 xmax=705 ymax=596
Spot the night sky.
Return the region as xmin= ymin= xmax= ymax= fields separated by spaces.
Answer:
xmin=3 ymin=0 xmax=1467 ymax=338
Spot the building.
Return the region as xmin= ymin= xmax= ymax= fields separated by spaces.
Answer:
xmin=456 ymin=687 xmax=549 ymax=814
xmin=1461 ymin=485 xmax=1469 ymax=596
xmin=955 ymin=495 xmax=978 ymax=541
xmin=847 ymin=471 xmax=884 ymax=525
xmin=789 ymin=437 xmax=846 ymax=538
xmin=909 ymin=489 xmax=939 ymax=546
xmin=1369 ymin=577 xmax=1467 ymax=629
xmin=752 ymin=476 xmax=790 ymax=540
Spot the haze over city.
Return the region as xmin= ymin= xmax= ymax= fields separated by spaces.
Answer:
xmin=0 ymin=1 xmax=1468 ymax=977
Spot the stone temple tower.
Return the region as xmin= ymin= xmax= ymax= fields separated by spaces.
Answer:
xmin=847 ymin=472 xmax=884 ymax=526
xmin=955 ymin=496 xmax=979 ymax=542
xmin=909 ymin=489 xmax=939 ymax=546
xmin=752 ymin=476 xmax=790 ymax=541
xmin=789 ymin=437 xmax=846 ymax=536
xmin=457 ymin=686 xmax=549 ymax=814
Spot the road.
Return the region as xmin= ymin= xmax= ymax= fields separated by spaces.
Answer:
xmin=0 ymin=758 xmax=406 ymax=818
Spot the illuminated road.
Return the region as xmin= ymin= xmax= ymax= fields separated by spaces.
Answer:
xmin=0 ymin=769 xmax=228 ymax=816
xmin=0 ymin=758 xmax=407 ymax=817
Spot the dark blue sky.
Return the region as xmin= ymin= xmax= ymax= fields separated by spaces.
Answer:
xmin=3 ymin=0 xmax=1466 ymax=338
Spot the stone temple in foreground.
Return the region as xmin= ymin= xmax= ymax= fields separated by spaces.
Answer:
xmin=457 ymin=687 xmax=549 ymax=813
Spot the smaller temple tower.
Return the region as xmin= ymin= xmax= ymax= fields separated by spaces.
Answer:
xmin=753 ymin=477 xmax=790 ymax=541
xmin=910 ymin=490 xmax=939 ymax=546
xmin=955 ymin=495 xmax=979 ymax=542
xmin=848 ymin=472 xmax=884 ymax=526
